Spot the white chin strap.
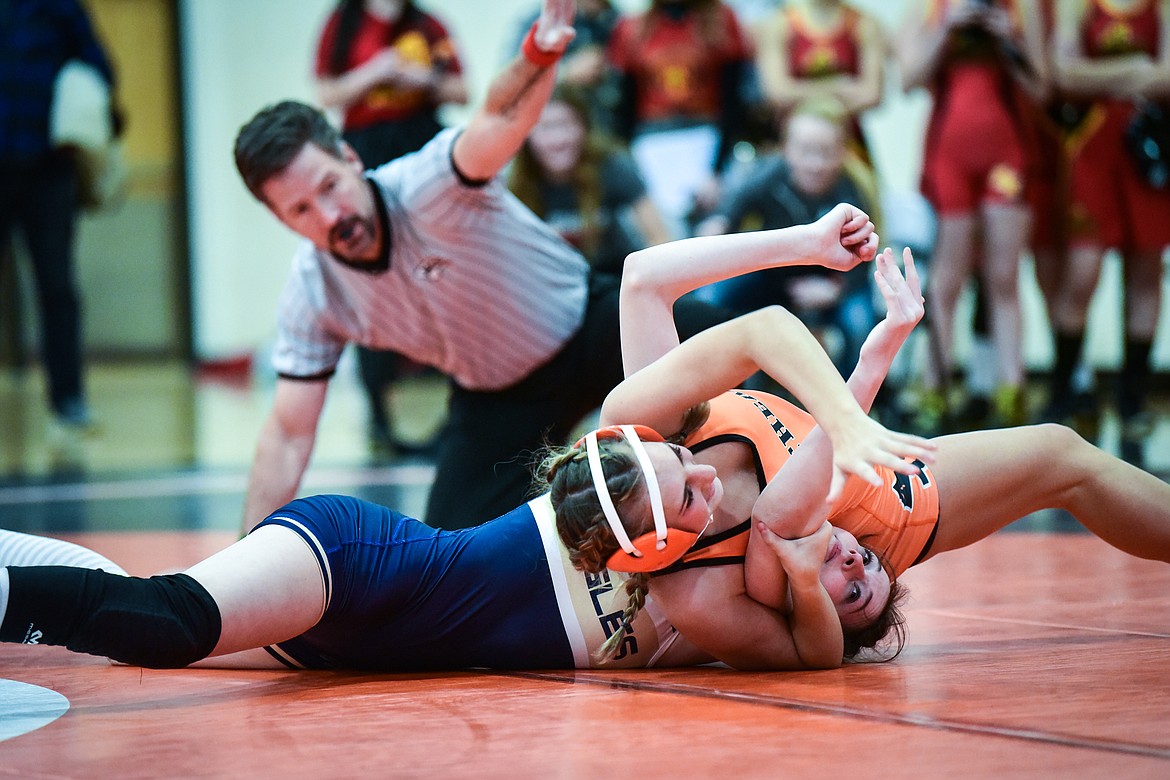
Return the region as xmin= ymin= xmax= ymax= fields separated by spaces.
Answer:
xmin=584 ymin=426 xmax=669 ymax=557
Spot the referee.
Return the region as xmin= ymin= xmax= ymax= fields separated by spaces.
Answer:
xmin=232 ymin=0 xmax=725 ymax=531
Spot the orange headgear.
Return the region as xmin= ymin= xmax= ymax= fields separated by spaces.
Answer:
xmin=577 ymin=424 xmax=704 ymax=573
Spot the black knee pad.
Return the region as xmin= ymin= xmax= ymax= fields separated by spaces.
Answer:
xmin=1 ymin=566 xmax=222 ymax=669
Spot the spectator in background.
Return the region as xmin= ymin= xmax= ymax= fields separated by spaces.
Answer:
xmin=1019 ymin=0 xmax=1100 ymax=438
xmin=512 ymin=0 xmax=623 ymax=135
xmin=607 ymin=0 xmax=755 ymax=238
xmin=696 ymin=97 xmax=876 ymax=380
xmin=313 ymin=0 xmax=468 ymax=456
xmin=0 ymin=0 xmax=117 ymax=431
xmin=753 ymin=0 xmax=887 ymax=222
xmin=899 ymin=0 xmax=1045 ymax=434
xmin=1047 ymin=0 xmax=1170 ymax=467
xmin=508 ymin=84 xmax=671 ymax=277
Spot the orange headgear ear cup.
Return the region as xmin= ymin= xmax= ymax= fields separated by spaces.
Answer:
xmin=580 ymin=424 xmax=700 ymax=573
xmin=604 ymin=528 xmax=702 ymax=572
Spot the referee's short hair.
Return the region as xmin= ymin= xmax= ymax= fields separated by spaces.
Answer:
xmin=235 ymin=100 xmax=346 ymax=201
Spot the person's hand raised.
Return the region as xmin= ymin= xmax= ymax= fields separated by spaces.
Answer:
xmin=809 ymin=203 xmax=880 ymax=273
xmin=535 ymin=0 xmax=577 ymax=54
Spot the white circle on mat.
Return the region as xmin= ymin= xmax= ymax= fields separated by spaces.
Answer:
xmin=0 ymin=679 xmax=70 ymax=741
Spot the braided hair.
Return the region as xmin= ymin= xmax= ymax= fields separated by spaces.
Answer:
xmin=538 ymin=437 xmax=652 ymax=662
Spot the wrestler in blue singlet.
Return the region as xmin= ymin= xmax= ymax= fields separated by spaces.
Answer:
xmin=254 ymin=494 xmax=673 ymax=671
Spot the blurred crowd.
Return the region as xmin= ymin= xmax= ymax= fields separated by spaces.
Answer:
xmin=291 ymin=0 xmax=1170 ymax=468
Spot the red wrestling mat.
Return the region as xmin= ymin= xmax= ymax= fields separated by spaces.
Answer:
xmin=2 ymin=532 xmax=1168 ymax=778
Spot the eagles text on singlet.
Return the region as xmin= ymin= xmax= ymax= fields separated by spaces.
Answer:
xmin=585 ymin=571 xmax=637 ymax=660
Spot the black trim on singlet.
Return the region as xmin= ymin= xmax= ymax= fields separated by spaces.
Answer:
xmin=657 ymin=518 xmax=752 ymax=576
xmin=262 ymin=645 xmax=301 ymax=669
xmin=663 ymin=556 xmax=746 ymax=571
xmin=911 ymin=519 xmax=940 ymax=567
xmin=692 ymin=518 xmax=752 ymax=551
xmin=330 ymin=178 xmax=393 ymax=274
xmin=687 ymin=433 xmax=768 ymax=492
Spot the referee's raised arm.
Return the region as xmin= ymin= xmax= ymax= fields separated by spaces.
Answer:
xmin=452 ymin=0 xmax=576 ymax=182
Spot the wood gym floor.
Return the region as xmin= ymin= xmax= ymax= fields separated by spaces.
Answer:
xmin=1 ymin=362 xmax=1168 ymax=779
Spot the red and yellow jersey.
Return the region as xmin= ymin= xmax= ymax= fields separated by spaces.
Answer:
xmin=607 ymin=3 xmax=752 ymax=122
xmin=920 ymin=0 xmax=1030 ymax=212
xmin=314 ymin=8 xmax=463 ymax=130
xmin=785 ymin=5 xmax=862 ymax=79
xmin=1081 ymin=0 xmax=1161 ymax=58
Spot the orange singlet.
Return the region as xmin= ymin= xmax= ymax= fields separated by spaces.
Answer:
xmin=685 ymin=390 xmax=939 ymax=578
xmin=920 ymin=0 xmax=1029 ymax=215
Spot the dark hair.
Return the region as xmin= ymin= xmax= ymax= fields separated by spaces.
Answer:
xmin=324 ymin=1 xmax=423 ymax=75
xmin=643 ymin=0 xmax=728 ymax=49
xmin=842 ymin=576 xmax=908 ymax=662
xmin=234 ymin=101 xmax=346 ymax=201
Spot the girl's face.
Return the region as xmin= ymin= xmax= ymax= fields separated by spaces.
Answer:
xmin=644 ymin=443 xmax=890 ymax=630
xmin=528 ymin=100 xmax=587 ymax=178
xmin=642 ymin=442 xmax=724 ymax=536
xmin=818 ymin=529 xmax=891 ymax=630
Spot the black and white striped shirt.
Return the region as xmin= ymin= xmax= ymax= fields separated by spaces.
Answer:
xmin=271 ymin=128 xmax=590 ymax=391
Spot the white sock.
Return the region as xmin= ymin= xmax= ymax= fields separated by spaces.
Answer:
xmin=0 ymin=529 xmax=127 ymax=575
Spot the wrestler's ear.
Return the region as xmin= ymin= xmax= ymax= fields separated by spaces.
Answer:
xmin=606 ymin=528 xmax=700 ymax=573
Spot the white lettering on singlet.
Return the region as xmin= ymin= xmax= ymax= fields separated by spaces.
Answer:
xmin=583 ymin=571 xmax=638 ymax=660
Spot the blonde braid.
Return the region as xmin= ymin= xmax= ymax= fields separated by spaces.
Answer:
xmin=593 ymin=572 xmax=650 ymax=664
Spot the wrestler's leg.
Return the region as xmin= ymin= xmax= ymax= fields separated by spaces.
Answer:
xmin=0 ymin=525 xmax=325 ymax=666
xmin=979 ymin=202 xmax=1028 ymax=388
xmin=924 ymin=213 xmax=978 ymax=389
xmin=183 ymin=524 xmax=326 ymax=657
xmin=1053 ymin=244 xmax=1105 ymax=332
xmin=1123 ymin=249 xmax=1163 ymax=343
xmin=1031 ymin=245 xmax=1063 ymax=316
xmin=1117 ymin=249 xmax=1162 ymax=422
xmin=923 ymin=424 xmax=1170 ymax=563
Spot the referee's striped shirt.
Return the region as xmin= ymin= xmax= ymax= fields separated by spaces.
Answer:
xmin=271 ymin=128 xmax=590 ymax=391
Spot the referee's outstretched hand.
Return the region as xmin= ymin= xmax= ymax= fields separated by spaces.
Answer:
xmin=536 ymin=0 xmax=578 ymax=54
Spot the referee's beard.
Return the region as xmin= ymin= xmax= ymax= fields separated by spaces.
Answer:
xmin=329 ymin=215 xmax=379 ymax=261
